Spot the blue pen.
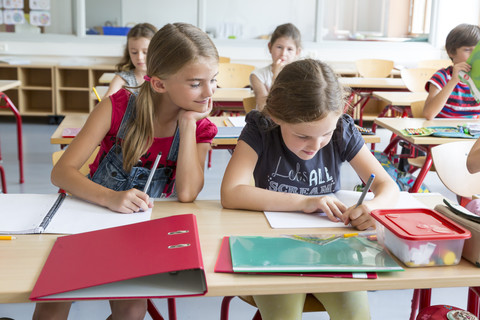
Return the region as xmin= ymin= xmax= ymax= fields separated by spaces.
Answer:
xmin=356 ymin=174 xmax=375 ymax=208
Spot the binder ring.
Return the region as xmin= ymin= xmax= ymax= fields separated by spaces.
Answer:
xmin=168 ymin=230 xmax=189 ymax=235
xmin=168 ymin=243 xmax=191 ymax=249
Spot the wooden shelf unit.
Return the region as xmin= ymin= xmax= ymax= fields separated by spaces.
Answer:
xmin=0 ymin=65 xmax=55 ymax=115
xmin=55 ymin=65 xmax=115 ymax=115
xmin=0 ymin=63 xmax=115 ymax=116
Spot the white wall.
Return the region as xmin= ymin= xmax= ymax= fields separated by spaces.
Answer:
xmin=430 ymin=0 xmax=480 ymax=57
xmin=0 ymin=0 xmax=477 ymax=66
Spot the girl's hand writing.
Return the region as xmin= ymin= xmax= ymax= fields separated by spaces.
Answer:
xmin=342 ymin=203 xmax=375 ymax=230
xmin=302 ymin=195 xmax=348 ymax=222
xmin=106 ymin=188 xmax=153 ymax=214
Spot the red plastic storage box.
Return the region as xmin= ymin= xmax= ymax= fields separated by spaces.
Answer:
xmin=371 ymin=208 xmax=471 ymax=267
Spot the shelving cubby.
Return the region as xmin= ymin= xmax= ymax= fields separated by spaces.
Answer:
xmin=0 ymin=65 xmax=20 ymax=115
xmin=18 ymin=65 xmax=55 ymax=115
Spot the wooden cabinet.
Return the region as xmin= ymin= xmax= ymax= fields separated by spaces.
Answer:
xmin=0 ymin=65 xmax=54 ymax=115
xmin=0 ymin=63 xmax=115 ymax=116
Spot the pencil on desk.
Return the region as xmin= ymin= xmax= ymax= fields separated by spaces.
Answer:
xmin=92 ymin=87 xmax=101 ymax=102
xmin=0 ymin=236 xmax=16 ymax=240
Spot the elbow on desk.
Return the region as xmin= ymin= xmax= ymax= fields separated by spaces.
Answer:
xmin=177 ymin=190 xmax=198 ymax=203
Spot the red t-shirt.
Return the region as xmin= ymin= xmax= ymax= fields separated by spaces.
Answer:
xmin=89 ymin=89 xmax=217 ymax=176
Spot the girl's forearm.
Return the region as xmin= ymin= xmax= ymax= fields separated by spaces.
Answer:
xmin=221 ymin=183 xmax=307 ymax=212
xmin=51 ymin=165 xmax=114 ymax=208
xmin=424 ymin=81 xmax=457 ymax=120
xmin=365 ymin=179 xmax=399 ymax=210
xmin=175 ymin=120 xmax=205 ymax=202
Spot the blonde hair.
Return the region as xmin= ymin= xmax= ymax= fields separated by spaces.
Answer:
xmin=264 ymin=59 xmax=347 ymax=124
xmin=116 ymin=23 xmax=158 ymax=72
xmin=122 ymin=23 xmax=219 ymax=172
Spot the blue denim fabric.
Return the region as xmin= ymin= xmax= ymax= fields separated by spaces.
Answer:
xmin=90 ymin=93 xmax=179 ymax=198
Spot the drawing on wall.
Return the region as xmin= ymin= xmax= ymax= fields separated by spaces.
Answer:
xmin=3 ymin=9 xmax=24 ymax=24
xmin=29 ymin=10 xmax=49 ymax=26
xmin=29 ymin=0 xmax=49 ymax=10
xmin=3 ymin=0 xmax=23 ymax=9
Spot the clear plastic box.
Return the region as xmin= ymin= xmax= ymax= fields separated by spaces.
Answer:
xmin=371 ymin=208 xmax=471 ymax=267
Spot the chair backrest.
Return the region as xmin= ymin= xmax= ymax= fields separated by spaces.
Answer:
xmin=242 ymin=96 xmax=256 ymax=114
xmin=400 ymin=68 xmax=437 ymax=92
xmin=219 ymin=56 xmax=231 ymax=63
xmin=217 ymin=63 xmax=255 ymax=88
xmin=410 ymin=100 xmax=425 ymax=118
xmin=355 ymin=59 xmax=394 ymax=78
xmin=431 ymin=141 xmax=480 ymax=198
xmin=418 ymin=59 xmax=451 ymax=70
xmin=52 ymin=146 xmax=100 ymax=177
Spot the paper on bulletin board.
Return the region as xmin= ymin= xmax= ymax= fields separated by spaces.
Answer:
xmin=29 ymin=10 xmax=50 ymax=26
xmin=29 ymin=0 xmax=49 ymax=10
xmin=3 ymin=0 xmax=23 ymax=9
xmin=3 ymin=9 xmax=24 ymax=24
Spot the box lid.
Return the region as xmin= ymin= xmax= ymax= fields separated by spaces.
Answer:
xmin=371 ymin=208 xmax=471 ymax=241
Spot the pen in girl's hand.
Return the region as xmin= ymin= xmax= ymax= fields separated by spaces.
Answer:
xmin=143 ymin=152 xmax=162 ymax=194
xmin=355 ymin=174 xmax=375 ymax=208
xmin=344 ymin=174 xmax=375 ymax=225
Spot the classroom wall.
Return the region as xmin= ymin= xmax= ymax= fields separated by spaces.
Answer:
xmin=0 ymin=0 xmax=478 ymax=67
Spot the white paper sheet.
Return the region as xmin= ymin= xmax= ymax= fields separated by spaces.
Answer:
xmin=0 ymin=194 xmax=151 ymax=234
xmin=228 ymin=116 xmax=246 ymax=127
xmin=264 ymin=191 xmax=428 ymax=229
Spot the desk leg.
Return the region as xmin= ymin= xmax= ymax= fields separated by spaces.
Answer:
xmin=0 ymin=92 xmax=24 ymax=184
xmin=409 ymin=149 xmax=432 ymax=193
xmin=146 ymin=299 xmax=165 ymax=320
xmin=0 ymin=165 xmax=6 ymax=193
xmin=371 ymin=104 xmax=393 ymax=150
xmin=410 ymin=289 xmax=432 ymax=320
xmin=468 ymin=287 xmax=480 ymax=317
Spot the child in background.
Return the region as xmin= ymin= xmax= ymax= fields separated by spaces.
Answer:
xmin=103 ymin=23 xmax=158 ymax=98
xmin=249 ymin=23 xmax=301 ymax=110
xmin=34 ymin=22 xmax=219 ymax=320
xmin=423 ymin=23 xmax=480 ymax=120
xmin=221 ymin=59 xmax=399 ymax=320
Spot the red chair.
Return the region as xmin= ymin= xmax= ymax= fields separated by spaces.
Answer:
xmin=0 ymin=138 xmax=7 ymax=193
xmin=0 ymin=91 xmax=24 ymax=184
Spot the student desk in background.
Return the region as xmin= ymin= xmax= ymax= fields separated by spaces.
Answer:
xmin=339 ymin=77 xmax=408 ymax=127
xmin=50 ymin=114 xmax=381 ymax=149
xmin=374 ymin=117 xmax=480 ymax=193
xmin=50 ymin=114 xmax=241 ymax=149
xmin=369 ymin=91 xmax=428 ymax=149
xmin=2 ymin=194 xmax=480 ymax=319
xmin=98 ymin=72 xmax=115 ymax=84
xmin=211 ymin=88 xmax=254 ymax=115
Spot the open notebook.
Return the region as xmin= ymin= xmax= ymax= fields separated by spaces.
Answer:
xmin=0 ymin=194 xmax=151 ymax=234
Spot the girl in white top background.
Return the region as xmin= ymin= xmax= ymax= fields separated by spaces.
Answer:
xmin=249 ymin=23 xmax=302 ymax=110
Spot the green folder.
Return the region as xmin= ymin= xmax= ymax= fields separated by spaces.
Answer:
xmin=460 ymin=40 xmax=480 ymax=103
xmin=229 ymin=236 xmax=403 ymax=273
